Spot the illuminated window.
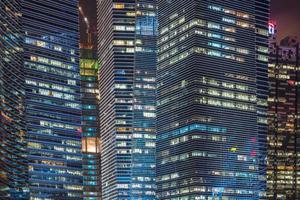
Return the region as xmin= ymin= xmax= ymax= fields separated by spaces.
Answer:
xmin=30 ymin=55 xmax=37 ymax=61
xmin=257 ymin=46 xmax=268 ymax=53
xmin=222 ymin=26 xmax=235 ymax=33
xmin=207 ymin=50 xmax=221 ymax=57
xmin=82 ymin=137 xmax=100 ymax=153
xmin=207 ymin=22 xmax=220 ymax=29
xmin=223 ymin=36 xmax=235 ymax=42
xmin=36 ymin=40 xmax=46 ymax=47
xmin=222 ymin=91 xmax=234 ymax=98
xmin=222 ymin=82 xmax=234 ymax=89
xmin=169 ymin=12 xmax=178 ymax=20
xmin=222 ymin=17 xmax=235 ymax=24
xmin=237 ymin=12 xmax=249 ymax=19
xmin=237 ymin=155 xmax=248 ymax=161
xmin=236 ymin=48 xmax=249 ymax=54
xmin=207 ymin=32 xmax=221 ymax=39
xmin=28 ymin=142 xmax=42 ymax=149
xmin=113 ymin=40 xmax=134 ymax=46
xmin=257 ymin=54 xmax=268 ymax=62
xmin=222 ymin=44 xmax=235 ymax=51
xmin=208 ymin=5 xmax=221 ymax=11
xmin=143 ymin=112 xmax=156 ymax=118
xmin=208 ymin=42 xmax=221 ymax=48
xmin=223 ymin=8 xmax=236 ymax=15
xmin=126 ymin=12 xmax=135 ymax=16
xmin=113 ymin=3 xmax=124 ymax=9
xmin=237 ymin=21 xmax=249 ymax=28
xmin=256 ymin=28 xmax=268 ymax=36
xmin=54 ymin=45 xmax=62 ymax=51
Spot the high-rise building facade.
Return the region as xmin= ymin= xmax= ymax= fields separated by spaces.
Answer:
xmin=80 ymin=46 xmax=101 ymax=199
xmin=22 ymin=0 xmax=83 ymax=199
xmin=0 ymin=1 xmax=28 ymax=198
xmin=97 ymin=0 xmax=157 ymax=199
xmin=157 ymin=0 xmax=269 ymax=199
xmin=267 ymin=34 xmax=300 ymax=199
xmin=79 ymin=1 xmax=102 ymax=199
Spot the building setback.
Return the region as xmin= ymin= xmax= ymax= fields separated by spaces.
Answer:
xmin=268 ymin=33 xmax=300 ymax=199
xmin=22 ymin=0 xmax=82 ymax=198
xmin=0 ymin=1 xmax=28 ymax=198
xmin=156 ymin=0 xmax=269 ymax=199
xmin=97 ymin=0 xmax=157 ymax=199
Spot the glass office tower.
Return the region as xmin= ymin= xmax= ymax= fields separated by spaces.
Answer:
xmin=268 ymin=34 xmax=300 ymax=199
xmin=157 ymin=0 xmax=269 ymax=199
xmin=0 ymin=1 xmax=28 ymax=199
xmin=22 ymin=0 xmax=82 ymax=199
xmin=80 ymin=47 xmax=101 ymax=199
xmin=97 ymin=0 xmax=157 ymax=199
xmin=79 ymin=1 xmax=101 ymax=198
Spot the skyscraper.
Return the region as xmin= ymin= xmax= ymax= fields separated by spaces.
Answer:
xmin=97 ymin=0 xmax=157 ymax=199
xmin=80 ymin=47 xmax=101 ymax=200
xmin=22 ymin=0 xmax=83 ymax=198
xmin=80 ymin=38 xmax=101 ymax=200
xmin=267 ymin=32 xmax=300 ymax=199
xmin=157 ymin=1 xmax=269 ymax=199
xmin=0 ymin=1 xmax=28 ymax=198
xmin=79 ymin=1 xmax=102 ymax=199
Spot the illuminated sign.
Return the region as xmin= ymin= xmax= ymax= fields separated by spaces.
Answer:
xmin=268 ymin=22 xmax=275 ymax=35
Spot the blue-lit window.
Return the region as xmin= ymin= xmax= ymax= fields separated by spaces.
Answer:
xmin=83 ymin=116 xmax=96 ymax=121
xmin=87 ymin=128 xmax=96 ymax=131
xmin=83 ymin=105 xmax=96 ymax=110
xmin=208 ymin=42 xmax=221 ymax=48
xmin=222 ymin=17 xmax=236 ymax=24
xmin=136 ymin=16 xmax=158 ymax=36
xmin=208 ymin=5 xmax=222 ymax=11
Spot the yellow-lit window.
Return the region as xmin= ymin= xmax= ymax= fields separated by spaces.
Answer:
xmin=113 ymin=40 xmax=134 ymax=46
xmin=80 ymin=69 xmax=96 ymax=76
xmin=82 ymin=137 xmax=101 ymax=153
xmin=237 ymin=12 xmax=249 ymax=19
xmin=222 ymin=26 xmax=236 ymax=33
xmin=256 ymin=28 xmax=268 ymax=36
xmin=126 ymin=12 xmax=135 ymax=16
xmin=223 ymin=8 xmax=236 ymax=15
xmin=30 ymin=55 xmax=37 ymax=61
xmin=28 ymin=142 xmax=42 ymax=149
xmin=237 ymin=21 xmax=250 ymax=28
xmin=36 ymin=40 xmax=46 ymax=47
xmin=113 ymin=3 xmax=124 ymax=9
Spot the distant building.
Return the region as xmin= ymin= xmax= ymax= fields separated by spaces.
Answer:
xmin=268 ymin=31 xmax=300 ymax=198
xmin=97 ymin=0 xmax=157 ymax=199
xmin=23 ymin=0 xmax=83 ymax=198
xmin=0 ymin=1 xmax=28 ymax=198
xmin=156 ymin=0 xmax=269 ymax=199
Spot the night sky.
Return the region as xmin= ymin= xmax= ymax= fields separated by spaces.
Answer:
xmin=271 ymin=0 xmax=300 ymax=41
xmin=79 ymin=0 xmax=300 ymax=43
xmin=79 ymin=0 xmax=97 ymax=44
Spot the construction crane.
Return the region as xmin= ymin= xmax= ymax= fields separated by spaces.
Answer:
xmin=78 ymin=4 xmax=93 ymax=48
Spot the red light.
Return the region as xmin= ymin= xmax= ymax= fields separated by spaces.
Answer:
xmin=250 ymin=150 xmax=257 ymax=157
xmin=288 ymin=80 xmax=295 ymax=86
